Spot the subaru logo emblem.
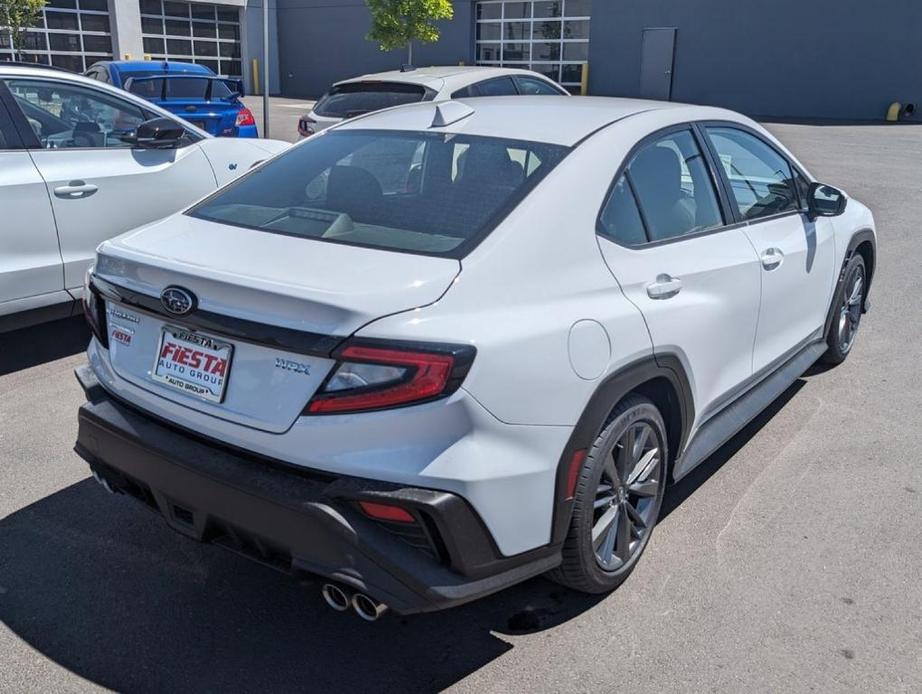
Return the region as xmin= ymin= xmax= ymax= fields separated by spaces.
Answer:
xmin=160 ymin=286 xmax=196 ymax=316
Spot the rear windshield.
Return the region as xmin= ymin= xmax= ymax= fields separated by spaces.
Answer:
xmin=128 ymin=77 xmax=233 ymax=100
xmin=313 ymin=82 xmax=429 ymax=118
xmin=189 ymin=130 xmax=569 ymax=258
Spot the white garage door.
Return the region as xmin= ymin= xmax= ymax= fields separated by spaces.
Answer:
xmin=139 ymin=0 xmax=242 ymax=79
xmin=474 ymin=0 xmax=591 ymax=94
xmin=0 ymin=0 xmax=113 ymax=72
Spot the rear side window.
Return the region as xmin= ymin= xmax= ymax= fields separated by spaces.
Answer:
xmin=514 ymin=76 xmax=564 ymax=95
xmin=705 ymin=127 xmax=799 ymax=221
xmin=313 ymin=82 xmax=428 ymax=118
xmin=189 ymin=130 xmax=569 ymax=258
xmin=0 ymin=101 xmax=13 ymax=148
xmin=605 ymin=129 xmax=723 ymax=244
xmin=453 ymin=76 xmax=519 ymax=98
xmin=599 ymin=177 xmax=646 ymax=246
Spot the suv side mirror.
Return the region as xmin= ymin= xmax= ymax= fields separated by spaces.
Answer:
xmin=808 ymin=182 xmax=847 ymax=218
xmin=120 ymin=117 xmax=185 ymax=149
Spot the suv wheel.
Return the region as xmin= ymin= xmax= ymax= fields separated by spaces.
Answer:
xmin=549 ymin=394 xmax=668 ymax=594
xmin=822 ymin=254 xmax=866 ymax=365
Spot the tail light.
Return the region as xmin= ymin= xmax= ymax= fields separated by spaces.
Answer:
xmin=235 ymin=107 xmax=256 ymax=127
xmin=304 ymin=340 xmax=475 ymax=415
xmin=83 ymin=269 xmax=109 ymax=348
xmin=298 ymin=116 xmax=316 ymax=137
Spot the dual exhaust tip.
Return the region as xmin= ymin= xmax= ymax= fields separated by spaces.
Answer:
xmin=321 ymin=583 xmax=388 ymax=621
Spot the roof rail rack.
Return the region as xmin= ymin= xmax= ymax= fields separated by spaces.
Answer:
xmin=0 ymin=60 xmax=73 ymax=73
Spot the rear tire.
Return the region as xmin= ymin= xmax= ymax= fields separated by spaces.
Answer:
xmin=547 ymin=394 xmax=668 ymax=594
xmin=821 ymin=254 xmax=866 ymax=366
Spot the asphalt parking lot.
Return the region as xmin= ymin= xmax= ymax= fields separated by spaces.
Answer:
xmin=1 ymin=116 xmax=920 ymax=693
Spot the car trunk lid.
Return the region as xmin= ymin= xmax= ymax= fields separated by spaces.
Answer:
xmin=94 ymin=214 xmax=461 ymax=432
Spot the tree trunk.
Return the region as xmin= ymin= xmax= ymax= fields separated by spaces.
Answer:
xmin=407 ymin=41 xmax=413 ymax=66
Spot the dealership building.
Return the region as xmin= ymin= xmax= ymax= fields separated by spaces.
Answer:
xmin=3 ymin=0 xmax=918 ymax=121
xmin=0 ymin=0 xmax=282 ymax=92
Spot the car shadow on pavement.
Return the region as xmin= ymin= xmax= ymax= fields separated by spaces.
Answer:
xmin=0 ymin=381 xmax=807 ymax=693
xmin=0 ymin=316 xmax=90 ymax=377
xmin=0 ymin=478 xmax=606 ymax=693
xmin=661 ymin=379 xmax=806 ymax=519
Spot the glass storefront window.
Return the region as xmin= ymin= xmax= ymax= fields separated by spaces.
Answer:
xmin=140 ymin=0 xmax=243 ymax=79
xmin=0 ymin=0 xmax=113 ymax=73
xmin=475 ymin=0 xmax=591 ymax=92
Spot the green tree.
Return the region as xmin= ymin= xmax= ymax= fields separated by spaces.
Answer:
xmin=366 ymin=0 xmax=454 ymax=65
xmin=1 ymin=0 xmax=46 ymax=61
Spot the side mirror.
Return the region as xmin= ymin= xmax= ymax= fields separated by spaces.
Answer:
xmin=808 ymin=182 xmax=847 ymax=218
xmin=120 ymin=117 xmax=184 ymax=149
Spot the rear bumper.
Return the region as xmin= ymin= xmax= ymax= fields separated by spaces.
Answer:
xmin=74 ymin=364 xmax=560 ymax=614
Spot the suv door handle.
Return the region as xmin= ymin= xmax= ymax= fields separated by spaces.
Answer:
xmin=760 ymin=247 xmax=784 ymax=271
xmin=646 ymin=274 xmax=682 ymax=300
xmin=54 ymin=181 xmax=98 ymax=199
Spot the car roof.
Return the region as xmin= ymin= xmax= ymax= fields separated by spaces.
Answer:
xmin=333 ymin=96 xmax=703 ymax=147
xmin=335 ymin=65 xmax=556 ymax=92
xmin=99 ymin=60 xmax=212 ymax=75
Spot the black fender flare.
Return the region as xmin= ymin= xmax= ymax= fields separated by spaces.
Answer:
xmin=549 ymin=354 xmax=694 ymax=545
xmin=823 ymin=228 xmax=876 ymax=339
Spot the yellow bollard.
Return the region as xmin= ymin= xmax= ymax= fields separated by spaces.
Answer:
xmin=252 ymin=58 xmax=260 ymax=96
xmin=580 ymin=63 xmax=589 ymax=96
xmin=886 ymin=102 xmax=902 ymax=122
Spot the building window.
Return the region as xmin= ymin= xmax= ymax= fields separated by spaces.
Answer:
xmin=0 ymin=0 xmax=113 ymax=72
xmin=139 ymin=0 xmax=242 ymax=79
xmin=474 ymin=0 xmax=591 ymax=93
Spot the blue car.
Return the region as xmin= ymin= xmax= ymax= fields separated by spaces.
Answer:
xmin=84 ymin=60 xmax=258 ymax=138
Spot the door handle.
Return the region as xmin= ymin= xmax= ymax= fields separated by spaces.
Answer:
xmin=54 ymin=181 xmax=98 ymax=199
xmin=760 ymin=247 xmax=784 ymax=271
xmin=646 ymin=274 xmax=682 ymax=300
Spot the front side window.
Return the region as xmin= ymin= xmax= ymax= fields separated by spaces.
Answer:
xmin=4 ymin=79 xmax=147 ymax=149
xmin=705 ymin=127 xmax=799 ymax=221
xmin=313 ymin=82 xmax=428 ymax=118
xmin=190 ymin=130 xmax=569 ymax=257
xmin=792 ymin=166 xmax=811 ymax=209
xmin=608 ymin=129 xmax=723 ymax=244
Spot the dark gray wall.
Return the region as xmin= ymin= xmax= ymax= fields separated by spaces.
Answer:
xmin=589 ymin=0 xmax=922 ymax=120
xmin=276 ymin=0 xmax=475 ymax=98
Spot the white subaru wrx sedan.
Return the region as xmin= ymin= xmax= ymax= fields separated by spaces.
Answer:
xmin=76 ymin=97 xmax=876 ymax=618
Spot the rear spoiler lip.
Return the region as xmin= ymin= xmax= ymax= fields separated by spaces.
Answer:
xmin=89 ymin=272 xmax=346 ymax=358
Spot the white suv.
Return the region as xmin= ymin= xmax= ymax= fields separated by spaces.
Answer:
xmin=75 ymin=97 xmax=875 ymax=618
xmin=297 ymin=65 xmax=567 ymax=137
xmin=0 ymin=64 xmax=288 ymax=331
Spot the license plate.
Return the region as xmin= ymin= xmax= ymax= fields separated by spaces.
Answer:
xmin=189 ymin=120 xmax=207 ymax=130
xmin=152 ymin=327 xmax=233 ymax=403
